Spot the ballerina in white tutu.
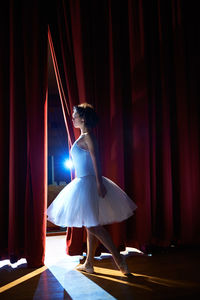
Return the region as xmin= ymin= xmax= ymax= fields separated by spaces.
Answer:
xmin=47 ymin=103 xmax=137 ymax=275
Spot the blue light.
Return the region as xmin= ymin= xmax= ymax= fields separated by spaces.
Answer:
xmin=64 ymin=159 xmax=73 ymax=170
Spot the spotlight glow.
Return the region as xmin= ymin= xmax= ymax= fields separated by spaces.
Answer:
xmin=64 ymin=159 xmax=73 ymax=170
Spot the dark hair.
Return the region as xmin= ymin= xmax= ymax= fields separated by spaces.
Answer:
xmin=73 ymin=103 xmax=99 ymax=129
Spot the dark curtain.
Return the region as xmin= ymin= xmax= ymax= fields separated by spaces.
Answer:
xmin=49 ymin=0 xmax=200 ymax=254
xmin=0 ymin=1 xmax=48 ymax=267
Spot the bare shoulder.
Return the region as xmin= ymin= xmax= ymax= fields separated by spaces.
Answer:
xmin=84 ymin=132 xmax=98 ymax=150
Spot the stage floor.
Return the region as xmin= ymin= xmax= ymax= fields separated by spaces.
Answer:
xmin=0 ymin=235 xmax=200 ymax=299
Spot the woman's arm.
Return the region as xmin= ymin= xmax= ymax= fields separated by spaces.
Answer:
xmin=85 ymin=133 xmax=107 ymax=197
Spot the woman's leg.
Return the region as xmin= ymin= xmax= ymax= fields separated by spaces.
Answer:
xmin=87 ymin=225 xmax=129 ymax=274
xmin=76 ymin=229 xmax=98 ymax=273
xmin=85 ymin=228 xmax=98 ymax=266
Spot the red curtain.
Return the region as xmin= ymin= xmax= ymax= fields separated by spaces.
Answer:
xmin=0 ymin=1 xmax=48 ymax=266
xmin=49 ymin=0 xmax=200 ymax=253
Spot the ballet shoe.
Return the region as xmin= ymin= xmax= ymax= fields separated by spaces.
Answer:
xmin=118 ymin=256 xmax=131 ymax=275
xmin=76 ymin=263 xmax=94 ymax=274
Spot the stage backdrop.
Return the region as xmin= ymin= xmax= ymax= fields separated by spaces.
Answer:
xmin=0 ymin=1 xmax=48 ymax=267
xmin=48 ymin=0 xmax=200 ymax=253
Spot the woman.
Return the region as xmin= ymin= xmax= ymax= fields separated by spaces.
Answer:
xmin=47 ymin=103 xmax=137 ymax=275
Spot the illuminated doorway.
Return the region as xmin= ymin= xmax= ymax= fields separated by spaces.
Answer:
xmin=47 ymin=41 xmax=71 ymax=235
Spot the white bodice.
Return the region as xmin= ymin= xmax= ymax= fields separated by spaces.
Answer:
xmin=70 ymin=137 xmax=95 ymax=178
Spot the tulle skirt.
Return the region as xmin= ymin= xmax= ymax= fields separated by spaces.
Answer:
xmin=47 ymin=175 xmax=137 ymax=228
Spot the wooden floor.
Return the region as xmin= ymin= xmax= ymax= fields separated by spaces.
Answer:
xmin=0 ymin=236 xmax=200 ymax=299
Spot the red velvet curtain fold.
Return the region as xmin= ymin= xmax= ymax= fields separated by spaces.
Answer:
xmin=49 ymin=0 xmax=200 ymax=254
xmin=141 ymin=0 xmax=200 ymax=247
xmin=0 ymin=1 xmax=48 ymax=266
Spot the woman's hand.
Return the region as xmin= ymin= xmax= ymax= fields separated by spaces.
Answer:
xmin=97 ymin=182 xmax=107 ymax=198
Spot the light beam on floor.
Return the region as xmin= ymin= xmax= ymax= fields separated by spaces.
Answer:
xmin=45 ymin=235 xmax=116 ymax=299
xmin=0 ymin=266 xmax=47 ymax=293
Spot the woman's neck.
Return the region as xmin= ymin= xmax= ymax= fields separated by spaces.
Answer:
xmin=80 ymin=128 xmax=91 ymax=135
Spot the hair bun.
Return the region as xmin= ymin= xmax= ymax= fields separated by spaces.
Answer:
xmin=73 ymin=103 xmax=99 ymax=129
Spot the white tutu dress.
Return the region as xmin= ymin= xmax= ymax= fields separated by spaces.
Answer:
xmin=47 ymin=136 xmax=137 ymax=228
